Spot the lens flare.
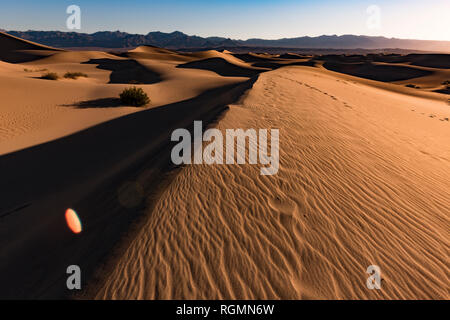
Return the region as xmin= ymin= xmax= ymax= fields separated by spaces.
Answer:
xmin=65 ymin=208 xmax=82 ymax=234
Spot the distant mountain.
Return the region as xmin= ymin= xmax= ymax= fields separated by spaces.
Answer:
xmin=4 ymin=30 xmax=240 ymax=49
xmin=243 ymin=35 xmax=450 ymax=52
xmin=4 ymin=30 xmax=450 ymax=52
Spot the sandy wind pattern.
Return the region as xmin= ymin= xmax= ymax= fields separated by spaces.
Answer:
xmin=96 ymin=67 xmax=450 ymax=300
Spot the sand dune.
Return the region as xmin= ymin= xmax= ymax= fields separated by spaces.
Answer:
xmin=279 ymin=53 xmax=311 ymax=59
xmin=93 ymin=66 xmax=450 ymax=300
xmin=232 ymin=52 xmax=283 ymax=63
xmin=0 ymin=60 xmax=23 ymax=72
xmin=0 ymin=79 xmax=256 ymax=299
xmin=125 ymin=45 xmax=193 ymax=62
xmin=0 ymin=31 xmax=62 ymax=63
xmin=30 ymin=50 xmax=119 ymax=64
xmin=0 ymin=32 xmax=449 ymax=299
xmin=401 ymin=54 xmax=450 ymax=69
xmin=319 ymin=54 xmax=450 ymax=96
xmin=177 ymin=57 xmax=267 ymax=77
xmin=184 ymin=50 xmax=247 ymax=64
xmin=323 ymin=61 xmax=433 ymax=82
xmin=0 ymin=36 xmax=255 ymax=155
xmin=0 ymin=33 xmax=260 ymax=298
xmin=82 ymin=58 xmax=163 ymax=84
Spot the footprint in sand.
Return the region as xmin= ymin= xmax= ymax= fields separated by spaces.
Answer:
xmin=268 ymin=196 xmax=303 ymax=227
xmin=268 ymin=196 xmax=297 ymax=213
xmin=268 ymin=196 xmax=308 ymax=255
xmin=343 ymin=102 xmax=352 ymax=109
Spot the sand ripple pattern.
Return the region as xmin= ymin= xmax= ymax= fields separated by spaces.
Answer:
xmin=96 ymin=67 xmax=450 ymax=299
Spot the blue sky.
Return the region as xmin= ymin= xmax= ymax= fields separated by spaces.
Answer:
xmin=1 ymin=0 xmax=449 ymax=41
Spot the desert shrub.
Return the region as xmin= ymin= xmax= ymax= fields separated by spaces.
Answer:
xmin=40 ymin=72 xmax=59 ymax=80
xmin=119 ymin=87 xmax=150 ymax=107
xmin=64 ymin=72 xmax=88 ymax=79
xmin=442 ymin=80 xmax=450 ymax=85
xmin=405 ymin=84 xmax=419 ymax=89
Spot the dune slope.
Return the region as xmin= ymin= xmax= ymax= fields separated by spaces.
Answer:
xmin=0 ymin=78 xmax=256 ymax=299
xmin=0 ymin=33 xmax=262 ymax=298
xmin=0 ymin=31 xmax=62 ymax=63
xmin=94 ymin=66 xmax=450 ymax=300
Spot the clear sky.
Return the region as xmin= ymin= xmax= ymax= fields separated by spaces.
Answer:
xmin=1 ymin=0 xmax=449 ymax=41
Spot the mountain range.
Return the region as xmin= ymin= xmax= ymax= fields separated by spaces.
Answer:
xmin=2 ymin=30 xmax=450 ymax=52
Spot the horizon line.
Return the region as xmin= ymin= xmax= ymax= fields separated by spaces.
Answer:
xmin=3 ymin=29 xmax=450 ymax=43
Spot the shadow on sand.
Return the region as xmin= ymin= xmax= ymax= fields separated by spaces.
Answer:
xmin=177 ymin=57 xmax=263 ymax=77
xmin=323 ymin=61 xmax=433 ymax=82
xmin=63 ymin=97 xmax=124 ymax=109
xmin=83 ymin=58 xmax=163 ymax=84
xmin=0 ymin=76 xmax=258 ymax=299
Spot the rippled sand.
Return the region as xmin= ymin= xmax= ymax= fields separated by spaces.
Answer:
xmin=95 ymin=66 xmax=450 ymax=299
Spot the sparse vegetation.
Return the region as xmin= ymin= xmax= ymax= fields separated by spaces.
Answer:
xmin=119 ymin=87 xmax=150 ymax=107
xmin=442 ymin=80 xmax=450 ymax=86
xmin=64 ymin=72 xmax=88 ymax=79
xmin=40 ymin=72 xmax=59 ymax=80
xmin=405 ymin=84 xmax=420 ymax=89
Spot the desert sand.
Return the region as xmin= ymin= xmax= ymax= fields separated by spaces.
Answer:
xmin=92 ymin=66 xmax=450 ymax=300
xmin=0 ymin=32 xmax=253 ymax=155
xmin=0 ymin=31 xmax=449 ymax=299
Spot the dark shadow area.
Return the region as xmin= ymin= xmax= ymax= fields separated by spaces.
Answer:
xmin=405 ymin=54 xmax=450 ymax=69
xmin=82 ymin=58 xmax=163 ymax=84
xmin=31 ymin=76 xmax=58 ymax=81
xmin=0 ymin=32 xmax=61 ymax=63
xmin=231 ymin=53 xmax=281 ymax=63
xmin=0 ymin=51 xmax=57 ymax=63
xmin=279 ymin=53 xmax=311 ymax=59
xmin=318 ymin=53 xmax=450 ymax=69
xmin=251 ymin=59 xmax=317 ymax=70
xmin=369 ymin=53 xmax=411 ymax=64
xmin=323 ymin=62 xmax=433 ymax=82
xmin=315 ymin=54 xmax=372 ymax=64
xmin=434 ymin=87 xmax=450 ymax=95
xmin=63 ymin=97 xmax=123 ymax=109
xmin=288 ymin=60 xmax=317 ymax=67
xmin=177 ymin=57 xmax=263 ymax=77
xmin=251 ymin=61 xmax=283 ymax=69
xmin=0 ymin=77 xmax=257 ymax=299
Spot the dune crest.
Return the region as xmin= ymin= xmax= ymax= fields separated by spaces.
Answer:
xmin=0 ymin=31 xmax=62 ymax=63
